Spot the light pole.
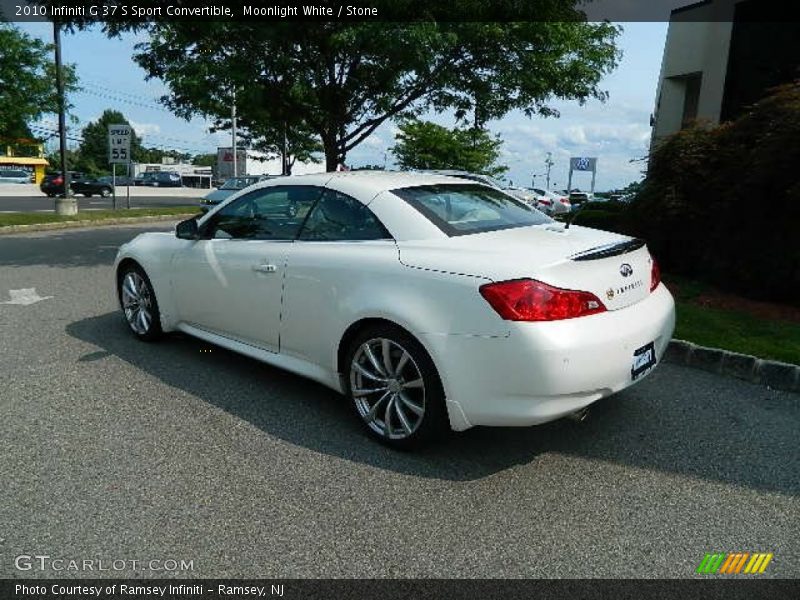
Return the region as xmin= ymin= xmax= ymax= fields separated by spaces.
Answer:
xmin=544 ymin=152 xmax=554 ymax=191
xmin=231 ymin=89 xmax=237 ymax=177
xmin=53 ymin=20 xmax=76 ymax=215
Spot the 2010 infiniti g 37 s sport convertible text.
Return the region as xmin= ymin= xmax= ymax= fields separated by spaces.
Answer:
xmin=115 ymin=171 xmax=675 ymax=448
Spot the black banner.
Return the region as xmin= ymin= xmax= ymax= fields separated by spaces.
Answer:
xmin=2 ymin=0 xmax=799 ymax=23
xmin=2 ymin=579 xmax=800 ymax=600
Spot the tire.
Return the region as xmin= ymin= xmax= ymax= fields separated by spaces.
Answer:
xmin=83 ymin=193 xmax=92 ymax=198
xmin=345 ymin=324 xmax=448 ymax=449
xmin=117 ymin=264 xmax=163 ymax=342
xmin=100 ymin=187 xmax=111 ymax=198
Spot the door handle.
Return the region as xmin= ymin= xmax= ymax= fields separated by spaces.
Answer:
xmin=252 ymin=263 xmax=278 ymax=273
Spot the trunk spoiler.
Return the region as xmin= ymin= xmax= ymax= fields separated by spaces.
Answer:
xmin=569 ymin=238 xmax=646 ymax=261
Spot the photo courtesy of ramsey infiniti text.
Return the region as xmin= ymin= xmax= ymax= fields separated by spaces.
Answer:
xmin=114 ymin=171 xmax=675 ymax=449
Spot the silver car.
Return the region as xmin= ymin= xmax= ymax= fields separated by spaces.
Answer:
xmin=201 ymin=175 xmax=274 ymax=209
xmin=0 ymin=168 xmax=32 ymax=184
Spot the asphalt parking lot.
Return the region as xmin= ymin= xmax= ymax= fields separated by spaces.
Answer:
xmin=0 ymin=223 xmax=797 ymax=579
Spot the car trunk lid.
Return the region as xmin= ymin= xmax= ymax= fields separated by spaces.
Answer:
xmin=396 ymin=224 xmax=654 ymax=311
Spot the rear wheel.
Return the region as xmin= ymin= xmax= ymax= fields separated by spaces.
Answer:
xmin=118 ymin=264 xmax=162 ymax=341
xmin=345 ymin=324 xmax=447 ymax=449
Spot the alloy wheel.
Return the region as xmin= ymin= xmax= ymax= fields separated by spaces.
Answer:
xmin=121 ymin=271 xmax=154 ymax=335
xmin=350 ymin=337 xmax=426 ymax=440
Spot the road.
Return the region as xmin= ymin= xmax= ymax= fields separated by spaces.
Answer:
xmin=0 ymin=223 xmax=797 ymax=579
xmin=0 ymin=193 xmax=201 ymax=212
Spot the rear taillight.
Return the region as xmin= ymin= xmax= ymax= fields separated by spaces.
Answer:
xmin=53 ymin=176 xmax=63 ymax=185
xmin=560 ymin=197 xmax=570 ymax=205
xmin=479 ymin=279 xmax=606 ymax=322
xmin=538 ymin=199 xmax=552 ymax=206
xmin=650 ymin=257 xmax=661 ymax=292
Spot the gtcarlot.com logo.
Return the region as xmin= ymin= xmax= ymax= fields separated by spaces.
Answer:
xmin=696 ymin=552 xmax=773 ymax=574
xmin=14 ymin=554 xmax=194 ymax=572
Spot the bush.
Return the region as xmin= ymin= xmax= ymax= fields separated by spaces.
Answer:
xmin=628 ymin=82 xmax=800 ymax=303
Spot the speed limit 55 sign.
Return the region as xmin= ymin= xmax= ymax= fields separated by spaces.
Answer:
xmin=108 ymin=124 xmax=132 ymax=164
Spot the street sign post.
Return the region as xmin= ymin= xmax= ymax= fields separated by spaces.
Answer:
xmin=109 ymin=124 xmax=132 ymax=209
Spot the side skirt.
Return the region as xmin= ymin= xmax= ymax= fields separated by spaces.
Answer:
xmin=176 ymin=322 xmax=344 ymax=394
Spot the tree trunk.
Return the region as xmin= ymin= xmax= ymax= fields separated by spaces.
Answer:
xmin=322 ymin=133 xmax=339 ymax=172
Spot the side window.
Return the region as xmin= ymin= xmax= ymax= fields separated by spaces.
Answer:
xmin=298 ymin=190 xmax=390 ymax=241
xmin=206 ymin=185 xmax=321 ymax=240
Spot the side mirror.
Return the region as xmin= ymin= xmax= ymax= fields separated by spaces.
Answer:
xmin=176 ymin=218 xmax=199 ymax=240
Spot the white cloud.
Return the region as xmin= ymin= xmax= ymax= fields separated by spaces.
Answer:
xmin=129 ymin=121 xmax=161 ymax=136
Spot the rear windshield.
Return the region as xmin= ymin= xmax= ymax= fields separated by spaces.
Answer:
xmin=392 ymin=184 xmax=551 ymax=236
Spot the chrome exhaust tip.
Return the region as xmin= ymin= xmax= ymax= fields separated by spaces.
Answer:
xmin=567 ymin=407 xmax=590 ymax=422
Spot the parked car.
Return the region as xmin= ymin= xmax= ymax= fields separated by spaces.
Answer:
xmin=201 ymin=175 xmax=274 ymax=209
xmin=0 ymin=168 xmax=32 ymax=184
xmin=568 ymin=191 xmax=593 ymax=210
xmin=40 ymin=172 xmax=114 ymax=198
xmin=97 ymin=175 xmax=134 ymax=186
xmin=529 ymin=188 xmax=571 ymax=216
xmin=135 ymin=172 xmax=182 ymax=187
xmin=115 ymin=171 xmax=674 ymax=449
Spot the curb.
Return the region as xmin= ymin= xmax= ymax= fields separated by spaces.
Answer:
xmin=663 ymin=339 xmax=800 ymax=393
xmin=0 ymin=213 xmax=197 ymax=235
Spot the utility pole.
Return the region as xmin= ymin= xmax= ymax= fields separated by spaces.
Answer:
xmin=231 ymin=89 xmax=237 ymax=177
xmin=53 ymin=21 xmax=76 ymax=215
xmin=282 ymin=121 xmax=288 ymax=176
xmin=544 ymin=152 xmax=554 ymax=191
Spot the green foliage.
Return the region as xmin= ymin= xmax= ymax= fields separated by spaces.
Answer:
xmin=391 ymin=120 xmax=507 ymax=176
xmin=210 ymin=119 xmax=322 ymax=173
xmin=191 ymin=153 xmax=217 ymax=167
xmin=74 ymin=7 xmax=619 ymax=171
xmin=629 ymin=82 xmax=800 ymax=302
xmin=0 ymin=23 xmax=78 ymax=138
xmin=74 ymin=110 xmax=142 ymax=175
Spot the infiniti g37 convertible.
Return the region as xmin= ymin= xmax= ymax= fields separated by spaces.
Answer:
xmin=115 ymin=171 xmax=675 ymax=448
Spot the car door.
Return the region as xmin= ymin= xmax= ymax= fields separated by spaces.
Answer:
xmin=280 ymin=188 xmax=397 ymax=369
xmin=171 ymin=184 xmax=322 ymax=351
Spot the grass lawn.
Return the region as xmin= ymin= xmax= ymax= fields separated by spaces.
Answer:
xmin=0 ymin=206 xmax=199 ymax=228
xmin=666 ymin=275 xmax=800 ymax=365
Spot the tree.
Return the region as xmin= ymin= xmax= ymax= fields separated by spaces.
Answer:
xmin=210 ymin=118 xmax=322 ymax=174
xmin=0 ymin=23 xmax=78 ymax=139
xmin=392 ymin=120 xmax=507 ymax=176
xmin=192 ymin=153 xmax=216 ymax=167
xmin=80 ymin=3 xmax=618 ymax=171
xmin=76 ymin=110 xmax=142 ymax=174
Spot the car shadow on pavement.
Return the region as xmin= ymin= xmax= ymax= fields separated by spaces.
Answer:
xmin=67 ymin=312 xmax=799 ymax=492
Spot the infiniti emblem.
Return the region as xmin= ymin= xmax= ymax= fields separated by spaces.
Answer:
xmin=620 ymin=263 xmax=633 ymax=277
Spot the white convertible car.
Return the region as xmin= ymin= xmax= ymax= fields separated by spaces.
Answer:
xmin=115 ymin=171 xmax=675 ymax=448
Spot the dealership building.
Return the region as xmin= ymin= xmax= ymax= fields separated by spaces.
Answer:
xmin=650 ymin=0 xmax=799 ymax=147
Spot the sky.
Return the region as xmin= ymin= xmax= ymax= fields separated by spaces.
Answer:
xmin=18 ymin=21 xmax=668 ymax=191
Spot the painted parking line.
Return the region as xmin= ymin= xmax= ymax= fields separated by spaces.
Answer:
xmin=0 ymin=288 xmax=53 ymax=305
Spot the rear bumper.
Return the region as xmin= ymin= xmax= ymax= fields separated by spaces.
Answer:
xmin=423 ymin=284 xmax=676 ymax=431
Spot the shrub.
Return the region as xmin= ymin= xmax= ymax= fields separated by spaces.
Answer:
xmin=628 ymin=82 xmax=800 ymax=303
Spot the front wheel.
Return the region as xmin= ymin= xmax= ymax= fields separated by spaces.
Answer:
xmin=118 ymin=265 xmax=162 ymax=341
xmin=100 ymin=187 xmax=111 ymax=198
xmin=346 ymin=325 xmax=448 ymax=449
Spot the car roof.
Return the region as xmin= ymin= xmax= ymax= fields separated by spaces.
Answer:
xmin=240 ymin=170 xmax=484 ymax=201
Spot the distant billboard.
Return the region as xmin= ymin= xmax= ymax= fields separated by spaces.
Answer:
xmin=570 ymin=157 xmax=597 ymax=172
xmin=216 ymin=147 xmax=247 ymax=179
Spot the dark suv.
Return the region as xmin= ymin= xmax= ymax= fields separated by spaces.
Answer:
xmin=136 ymin=171 xmax=182 ymax=187
xmin=41 ymin=172 xmax=114 ymax=198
